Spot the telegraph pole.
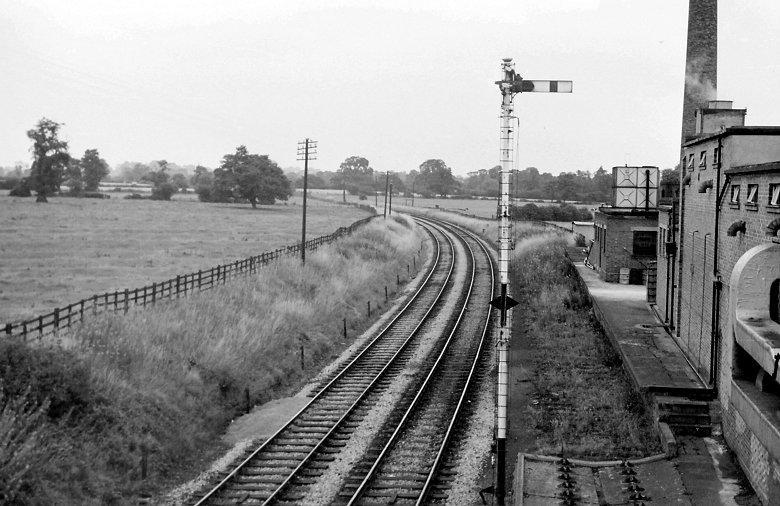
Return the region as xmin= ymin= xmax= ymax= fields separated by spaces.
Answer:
xmin=388 ymin=183 xmax=393 ymax=216
xmin=383 ymin=171 xmax=389 ymax=218
xmin=491 ymin=58 xmax=572 ymax=505
xmin=297 ymin=138 xmax=317 ymax=265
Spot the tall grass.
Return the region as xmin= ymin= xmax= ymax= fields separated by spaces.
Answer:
xmin=0 ymin=214 xmax=422 ymax=504
xmin=510 ymin=233 xmax=659 ymax=459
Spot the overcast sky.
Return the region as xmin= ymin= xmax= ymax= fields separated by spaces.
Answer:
xmin=2 ymin=1 xmax=779 ymax=176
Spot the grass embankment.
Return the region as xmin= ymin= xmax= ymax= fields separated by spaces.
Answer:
xmin=511 ymin=232 xmax=660 ymax=459
xmin=0 ymin=194 xmax=370 ymax=322
xmin=406 ymin=209 xmax=659 ymax=459
xmin=0 ymin=215 xmax=422 ymax=505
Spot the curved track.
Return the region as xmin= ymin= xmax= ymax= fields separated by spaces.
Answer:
xmin=341 ymin=218 xmax=496 ymax=505
xmin=193 ymin=217 xmax=495 ymax=506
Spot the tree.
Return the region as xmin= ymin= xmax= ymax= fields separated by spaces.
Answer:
xmin=80 ymin=149 xmax=110 ymax=192
xmin=63 ymin=159 xmax=83 ymax=195
xmin=27 ymin=118 xmax=70 ymax=202
xmin=214 ymin=146 xmax=292 ymax=207
xmin=416 ymin=159 xmax=457 ymax=197
xmin=170 ymin=173 xmax=188 ymax=192
xmin=114 ymin=161 xmax=150 ymax=182
xmin=337 ymin=156 xmax=374 ymax=195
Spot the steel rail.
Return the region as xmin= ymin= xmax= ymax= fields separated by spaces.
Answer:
xmin=258 ymin=222 xmax=460 ymax=505
xmin=416 ymin=220 xmax=496 ymax=505
xmin=195 ymin=220 xmax=453 ymax=505
xmin=345 ymin=218 xmax=492 ymax=505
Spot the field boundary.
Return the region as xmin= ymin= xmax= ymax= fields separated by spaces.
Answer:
xmin=2 ymin=215 xmax=377 ymax=341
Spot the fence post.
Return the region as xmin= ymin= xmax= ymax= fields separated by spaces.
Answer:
xmin=176 ymin=275 xmax=181 ymax=298
xmin=198 ymin=270 xmax=202 ymax=289
xmin=93 ymin=294 xmax=98 ymax=315
xmin=114 ymin=291 xmax=119 ymax=311
xmin=6 ymin=323 xmax=12 ymax=336
xmin=413 ymin=257 xmax=416 ymax=270
xmin=343 ymin=318 xmax=347 ymax=340
xmin=385 ymin=286 xmax=388 ymax=303
xmin=367 ymin=300 xmax=371 ymax=317
xmin=152 ymin=283 xmax=157 ymax=304
xmin=124 ymin=289 xmax=129 ymax=314
xmin=397 ymin=273 xmax=400 ymax=286
xmin=80 ymin=300 xmax=84 ymax=321
xmin=54 ymin=307 xmax=60 ymax=330
xmin=38 ymin=315 xmax=43 ymax=339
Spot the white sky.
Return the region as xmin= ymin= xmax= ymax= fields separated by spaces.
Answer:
xmin=1 ymin=1 xmax=779 ymax=176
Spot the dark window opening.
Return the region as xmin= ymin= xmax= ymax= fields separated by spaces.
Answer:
xmin=770 ymin=184 xmax=780 ymax=207
xmin=632 ymin=230 xmax=657 ymax=257
xmin=771 ymin=279 xmax=780 ymax=325
xmin=730 ymin=185 xmax=740 ymax=203
xmin=747 ymin=184 xmax=759 ymax=204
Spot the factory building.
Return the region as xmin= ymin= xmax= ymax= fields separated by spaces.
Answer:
xmin=657 ymin=100 xmax=780 ymax=503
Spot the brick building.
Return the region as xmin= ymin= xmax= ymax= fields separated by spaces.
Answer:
xmin=659 ymin=100 xmax=780 ymax=503
xmin=588 ymin=167 xmax=659 ymax=284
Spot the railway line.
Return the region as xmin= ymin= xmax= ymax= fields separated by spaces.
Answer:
xmin=193 ymin=216 xmax=496 ymax=505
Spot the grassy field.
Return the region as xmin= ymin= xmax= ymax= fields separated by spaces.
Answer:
xmin=310 ymin=189 xmax=596 ymax=219
xmin=0 ymin=215 xmax=423 ymax=504
xmin=0 ymin=191 xmax=370 ymax=322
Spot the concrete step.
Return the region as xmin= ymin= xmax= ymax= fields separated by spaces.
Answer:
xmin=660 ymin=413 xmax=711 ymax=426
xmin=654 ymin=395 xmax=711 ymax=415
xmin=669 ymin=423 xmax=712 ymax=436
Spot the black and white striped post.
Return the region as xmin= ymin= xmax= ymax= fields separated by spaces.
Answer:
xmin=491 ymin=58 xmax=572 ymax=505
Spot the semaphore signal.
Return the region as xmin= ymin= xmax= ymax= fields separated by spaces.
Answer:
xmin=489 ymin=58 xmax=572 ymax=506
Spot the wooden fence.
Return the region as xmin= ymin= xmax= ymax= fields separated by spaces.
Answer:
xmin=3 ymin=215 xmax=376 ymax=341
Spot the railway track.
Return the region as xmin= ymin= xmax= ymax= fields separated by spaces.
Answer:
xmin=193 ymin=217 xmax=495 ymax=505
xmin=340 ymin=218 xmax=495 ymax=505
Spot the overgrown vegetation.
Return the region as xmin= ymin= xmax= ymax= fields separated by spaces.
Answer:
xmin=0 ymin=215 xmax=421 ymax=504
xmin=510 ymin=233 xmax=660 ymax=458
xmin=409 ymin=208 xmax=659 ymax=458
xmin=509 ymin=202 xmax=593 ymax=222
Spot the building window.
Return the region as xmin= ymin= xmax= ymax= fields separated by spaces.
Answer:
xmin=713 ymin=146 xmax=720 ymax=165
xmin=687 ymin=154 xmax=695 ymax=172
xmin=730 ymin=185 xmax=741 ymax=204
xmin=699 ymin=151 xmax=707 ymax=168
xmin=769 ymin=184 xmax=780 ymax=207
xmin=771 ymin=279 xmax=780 ymax=325
xmin=632 ymin=230 xmax=657 ymax=257
xmin=746 ymin=184 xmax=759 ymax=205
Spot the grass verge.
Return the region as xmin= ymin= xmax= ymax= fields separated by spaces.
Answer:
xmin=0 ymin=214 xmax=422 ymax=505
xmin=510 ymin=232 xmax=660 ymax=459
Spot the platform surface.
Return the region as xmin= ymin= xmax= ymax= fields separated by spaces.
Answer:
xmin=575 ymin=263 xmax=710 ymax=397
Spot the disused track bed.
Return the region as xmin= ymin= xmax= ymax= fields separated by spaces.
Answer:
xmin=193 ymin=218 xmax=492 ymax=505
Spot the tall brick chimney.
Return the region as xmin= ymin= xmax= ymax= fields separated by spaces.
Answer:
xmin=681 ymin=0 xmax=717 ymax=146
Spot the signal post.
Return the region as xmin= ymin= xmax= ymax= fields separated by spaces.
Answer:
xmin=490 ymin=58 xmax=571 ymax=505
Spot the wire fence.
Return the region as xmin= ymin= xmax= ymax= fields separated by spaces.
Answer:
xmin=2 ymin=215 xmax=377 ymax=341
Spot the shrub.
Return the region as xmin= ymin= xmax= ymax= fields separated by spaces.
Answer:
xmin=124 ymin=193 xmax=147 ymax=200
xmin=9 ymin=179 xmax=31 ymax=197
xmin=151 ymin=182 xmax=176 ymax=201
xmin=0 ymin=341 xmax=96 ymax=420
xmin=0 ymin=389 xmax=53 ymax=505
xmin=0 ymin=177 xmax=22 ymax=190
